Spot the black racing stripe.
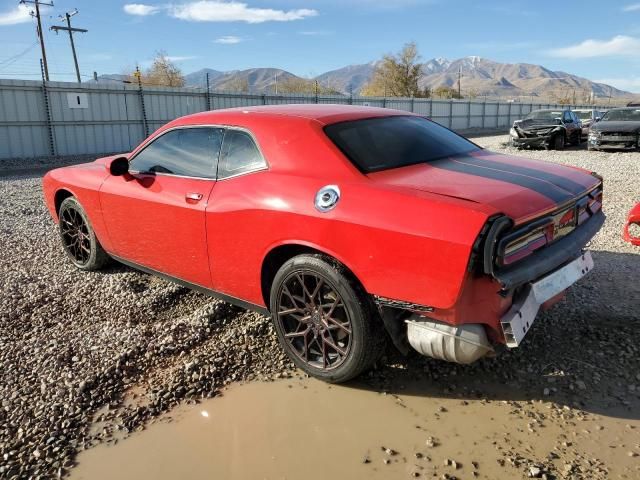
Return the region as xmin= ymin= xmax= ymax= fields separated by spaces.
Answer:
xmin=431 ymin=158 xmax=574 ymax=204
xmin=461 ymin=154 xmax=588 ymax=196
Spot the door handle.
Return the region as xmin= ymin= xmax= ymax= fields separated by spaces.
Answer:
xmin=185 ymin=192 xmax=203 ymax=203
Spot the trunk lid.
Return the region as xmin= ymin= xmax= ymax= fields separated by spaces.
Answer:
xmin=367 ymin=150 xmax=600 ymax=225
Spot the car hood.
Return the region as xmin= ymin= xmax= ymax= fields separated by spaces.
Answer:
xmin=513 ymin=118 xmax=562 ymax=131
xmin=591 ymin=121 xmax=640 ymax=133
xmin=367 ymin=150 xmax=600 ymax=225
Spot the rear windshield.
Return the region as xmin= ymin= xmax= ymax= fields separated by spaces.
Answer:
xmin=324 ymin=116 xmax=480 ymax=173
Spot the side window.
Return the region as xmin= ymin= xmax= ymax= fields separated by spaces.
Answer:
xmin=218 ymin=129 xmax=267 ymax=179
xmin=130 ymin=127 xmax=223 ymax=178
xmin=563 ymin=111 xmax=573 ymax=123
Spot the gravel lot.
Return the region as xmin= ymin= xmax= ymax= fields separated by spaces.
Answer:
xmin=1 ymin=135 xmax=639 ymax=479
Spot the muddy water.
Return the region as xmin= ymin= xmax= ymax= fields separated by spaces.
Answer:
xmin=71 ymin=378 xmax=639 ymax=480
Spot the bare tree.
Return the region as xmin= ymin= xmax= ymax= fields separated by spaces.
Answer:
xmin=126 ymin=51 xmax=185 ymax=87
xmin=361 ymin=42 xmax=427 ymax=97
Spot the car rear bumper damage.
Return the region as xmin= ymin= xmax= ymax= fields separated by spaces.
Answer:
xmin=395 ymin=210 xmax=604 ymax=365
xmin=500 ymin=251 xmax=594 ymax=347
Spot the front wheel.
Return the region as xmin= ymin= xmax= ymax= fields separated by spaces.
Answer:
xmin=270 ymin=254 xmax=384 ymax=383
xmin=552 ymin=133 xmax=565 ymax=150
xmin=58 ymin=196 xmax=110 ymax=271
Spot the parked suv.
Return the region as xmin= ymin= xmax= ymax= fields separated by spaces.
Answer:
xmin=509 ymin=109 xmax=582 ymax=150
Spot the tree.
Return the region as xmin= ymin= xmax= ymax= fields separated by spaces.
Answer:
xmin=433 ymin=85 xmax=462 ymax=99
xmin=360 ymin=42 xmax=427 ymax=98
xmin=127 ymin=51 xmax=185 ymax=87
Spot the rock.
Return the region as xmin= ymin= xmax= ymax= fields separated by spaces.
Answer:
xmin=529 ymin=466 xmax=542 ymax=478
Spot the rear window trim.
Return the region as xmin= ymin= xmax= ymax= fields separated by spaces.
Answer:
xmin=323 ymin=115 xmax=483 ymax=174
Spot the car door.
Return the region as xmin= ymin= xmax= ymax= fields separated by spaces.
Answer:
xmin=100 ymin=127 xmax=224 ymax=288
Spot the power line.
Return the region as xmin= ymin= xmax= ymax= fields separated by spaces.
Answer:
xmin=50 ymin=9 xmax=87 ymax=83
xmin=0 ymin=42 xmax=39 ymax=71
xmin=19 ymin=0 xmax=54 ymax=81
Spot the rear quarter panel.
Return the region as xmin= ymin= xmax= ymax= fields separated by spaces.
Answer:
xmin=206 ymin=171 xmax=493 ymax=310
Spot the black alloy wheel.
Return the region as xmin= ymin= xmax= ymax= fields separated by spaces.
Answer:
xmin=58 ymin=197 xmax=109 ymax=270
xmin=270 ymin=254 xmax=384 ymax=383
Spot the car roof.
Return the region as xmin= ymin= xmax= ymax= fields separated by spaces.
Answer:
xmin=175 ymin=104 xmax=412 ymax=126
xmin=531 ymin=108 xmax=568 ymax=112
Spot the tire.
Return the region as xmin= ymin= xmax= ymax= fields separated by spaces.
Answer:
xmin=270 ymin=254 xmax=385 ymax=383
xmin=58 ymin=196 xmax=110 ymax=271
xmin=552 ymin=133 xmax=565 ymax=150
xmin=572 ymin=131 xmax=581 ymax=146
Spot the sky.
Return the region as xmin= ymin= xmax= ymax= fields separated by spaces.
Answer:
xmin=0 ymin=0 xmax=639 ymax=92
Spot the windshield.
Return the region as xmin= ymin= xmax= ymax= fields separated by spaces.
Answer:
xmin=574 ymin=110 xmax=593 ymax=120
xmin=601 ymin=109 xmax=640 ymax=121
xmin=324 ymin=115 xmax=480 ymax=173
xmin=524 ymin=110 xmax=563 ymax=121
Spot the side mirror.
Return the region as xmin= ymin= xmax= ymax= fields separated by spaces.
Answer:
xmin=595 ymin=116 xmax=601 ymax=122
xmin=109 ymin=156 xmax=129 ymax=176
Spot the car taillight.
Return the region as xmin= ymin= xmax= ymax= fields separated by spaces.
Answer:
xmin=577 ymin=187 xmax=602 ymax=225
xmin=501 ymin=225 xmax=549 ymax=266
xmin=496 ymin=184 xmax=603 ymax=267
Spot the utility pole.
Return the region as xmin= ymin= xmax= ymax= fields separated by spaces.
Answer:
xmin=50 ymin=9 xmax=87 ymax=83
xmin=457 ymin=66 xmax=462 ymax=99
xmin=21 ymin=0 xmax=54 ymax=81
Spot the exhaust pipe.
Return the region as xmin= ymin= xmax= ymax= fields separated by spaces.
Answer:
xmin=405 ymin=315 xmax=493 ymax=364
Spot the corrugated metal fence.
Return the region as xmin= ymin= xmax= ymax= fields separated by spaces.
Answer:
xmin=0 ymin=78 xmax=597 ymax=160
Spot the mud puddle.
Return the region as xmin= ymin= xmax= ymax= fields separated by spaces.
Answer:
xmin=69 ymin=377 xmax=639 ymax=480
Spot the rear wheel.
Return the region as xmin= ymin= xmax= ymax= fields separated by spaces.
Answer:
xmin=58 ymin=197 xmax=109 ymax=271
xmin=270 ymin=254 xmax=384 ymax=383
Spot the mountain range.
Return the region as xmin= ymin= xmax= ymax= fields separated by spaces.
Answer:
xmin=96 ymin=56 xmax=635 ymax=101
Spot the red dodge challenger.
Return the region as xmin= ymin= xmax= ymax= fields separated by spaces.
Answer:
xmin=43 ymin=105 xmax=605 ymax=382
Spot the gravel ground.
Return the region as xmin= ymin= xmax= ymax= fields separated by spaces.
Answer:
xmin=1 ymin=136 xmax=639 ymax=479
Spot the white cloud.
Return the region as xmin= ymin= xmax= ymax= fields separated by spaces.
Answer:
xmin=123 ymin=4 xmax=162 ymax=16
xmin=0 ymin=4 xmax=32 ymax=26
xmin=170 ymin=1 xmax=318 ymax=23
xmin=214 ymin=35 xmax=244 ymax=44
xmin=623 ymin=3 xmax=640 ymax=11
xmin=594 ymin=77 xmax=640 ymax=93
xmin=548 ymin=35 xmax=640 ymax=58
